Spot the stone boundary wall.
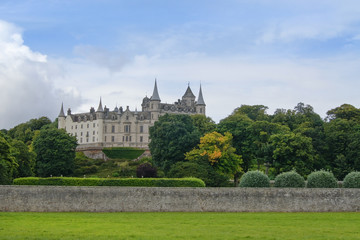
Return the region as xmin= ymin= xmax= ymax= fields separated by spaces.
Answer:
xmin=1 ymin=185 xmax=360 ymax=212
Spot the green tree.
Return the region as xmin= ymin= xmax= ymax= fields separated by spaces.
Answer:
xmin=0 ymin=135 xmax=17 ymax=184
xmin=326 ymin=104 xmax=360 ymax=122
xmin=149 ymin=114 xmax=200 ymax=173
xmin=269 ymin=132 xmax=315 ymax=177
xmin=10 ymin=139 xmax=36 ymax=178
xmin=185 ymin=131 xmax=243 ymax=184
xmin=217 ymin=113 xmax=253 ymax=172
xmin=33 ymin=128 xmax=77 ymax=177
xmin=191 ymin=114 xmax=216 ymax=136
xmin=233 ymin=105 xmax=269 ymax=121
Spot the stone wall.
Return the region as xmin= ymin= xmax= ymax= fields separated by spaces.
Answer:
xmin=1 ymin=185 xmax=359 ymax=212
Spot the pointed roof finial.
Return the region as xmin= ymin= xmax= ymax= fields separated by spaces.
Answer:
xmin=150 ymin=79 xmax=161 ymax=101
xmin=97 ymin=97 xmax=104 ymax=112
xmin=197 ymin=84 xmax=206 ymax=105
xmin=58 ymin=102 xmax=65 ymax=117
xmin=183 ymin=84 xmax=195 ymax=98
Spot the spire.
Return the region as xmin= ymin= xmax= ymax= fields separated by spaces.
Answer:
xmin=58 ymin=102 xmax=65 ymax=117
xmin=183 ymin=85 xmax=195 ymax=98
xmin=197 ymin=84 xmax=206 ymax=105
xmin=97 ymin=97 xmax=103 ymax=112
xmin=150 ymin=79 xmax=161 ymax=101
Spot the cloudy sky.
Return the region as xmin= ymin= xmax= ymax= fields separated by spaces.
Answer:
xmin=1 ymin=0 xmax=360 ymax=129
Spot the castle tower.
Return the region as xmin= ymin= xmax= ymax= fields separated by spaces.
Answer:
xmin=96 ymin=97 xmax=104 ymax=119
xmin=182 ymin=84 xmax=196 ymax=107
xmin=149 ymin=79 xmax=161 ymax=121
xmin=58 ymin=103 xmax=66 ymax=129
xmin=196 ymin=84 xmax=206 ymax=115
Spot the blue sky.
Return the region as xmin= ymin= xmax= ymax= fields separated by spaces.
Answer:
xmin=1 ymin=0 xmax=360 ymax=128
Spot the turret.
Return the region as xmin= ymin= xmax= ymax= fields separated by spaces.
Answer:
xmin=58 ymin=103 xmax=66 ymax=129
xmin=196 ymin=85 xmax=206 ymax=115
xmin=150 ymin=79 xmax=161 ymax=121
xmin=182 ymin=84 xmax=196 ymax=107
xmin=96 ymin=97 xmax=104 ymax=119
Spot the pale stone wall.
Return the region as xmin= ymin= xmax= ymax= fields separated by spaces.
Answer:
xmin=1 ymin=186 xmax=359 ymax=212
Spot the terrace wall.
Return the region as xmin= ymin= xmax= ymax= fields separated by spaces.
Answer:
xmin=1 ymin=185 xmax=359 ymax=212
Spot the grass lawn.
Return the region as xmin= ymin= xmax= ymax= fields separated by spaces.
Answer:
xmin=0 ymin=212 xmax=359 ymax=239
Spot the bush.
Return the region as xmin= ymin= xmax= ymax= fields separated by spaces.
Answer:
xmin=13 ymin=177 xmax=205 ymax=187
xmin=306 ymin=170 xmax=338 ymax=188
xmin=274 ymin=171 xmax=305 ymax=188
xmin=136 ymin=163 xmax=157 ymax=178
xmin=102 ymin=147 xmax=145 ymax=159
xmin=239 ymin=171 xmax=270 ymax=188
xmin=343 ymin=172 xmax=360 ymax=188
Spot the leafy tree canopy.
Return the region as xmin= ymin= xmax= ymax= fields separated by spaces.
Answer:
xmin=149 ymin=114 xmax=200 ymax=173
xmin=33 ymin=128 xmax=77 ymax=177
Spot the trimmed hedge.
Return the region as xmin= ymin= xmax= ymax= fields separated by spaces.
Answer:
xmin=306 ymin=170 xmax=338 ymax=188
xmin=343 ymin=172 xmax=360 ymax=188
xmin=274 ymin=171 xmax=305 ymax=188
xmin=102 ymin=147 xmax=145 ymax=160
xmin=239 ymin=171 xmax=270 ymax=188
xmin=13 ymin=177 xmax=205 ymax=187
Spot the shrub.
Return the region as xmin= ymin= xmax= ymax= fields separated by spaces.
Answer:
xmin=274 ymin=171 xmax=305 ymax=188
xmin=13 ymin=177 xmax=205 ymax=187
xmin=306 ymin=170 xmax=337 ymax=188
xmin=239 ymin=171 xmax=270 ymax=188
xmin=343 ymin=172 xmax=360 ymax=188
xmin=136 ymin=163 xmax=157 ymax=178
xmin=102 ymin=147 xmax=145 ymax=160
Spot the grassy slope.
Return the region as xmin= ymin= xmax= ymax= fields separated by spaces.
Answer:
xmin=1 ymin=212 xmax=360 ymax=240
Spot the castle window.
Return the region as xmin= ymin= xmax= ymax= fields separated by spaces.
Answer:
xmin=86 ymin=138 xmax=89 ymax=143
xmin=92 ymin=137 xmax=95 ymax=142
xmin=81 ymin=124 xmax=83 ymax=129
xmin=93 ymin=131 xmax=95 ymax=135
xmin=126 ymin=136 xmax=128 ymax=142
xmin=151 ymin=104 xmax=153 ymax=109
xmin=129 ymin=136 xmax=132 ymax=142
xmin=81 ymin=132 xmax=83 ymax=136
xmin=86 ymin=132 xmax=89 ymax=137
xmin=75 ymin=125 xmax=77 ymax=129
xmin=105 ymin=136 xmax=107 ymax=142
xmin=87 ymin=124 xmax=89 ymax=128
xmin=75 ymin=133 xmax=77 ymax=137
xmin=124 ymin=125 xmax=130 ymax=133
xmin=126 ymin=115 xmax=129 ymax=120
xmin=105 ymin=126 xmax=107 ymax=133
xmin=111 ymin=126 xmax=115 ymax=133
xmin=140 ymin=136 xmax=143 ymax=142
xmin=80 ymin=138 xmax=83 ymax=143
xmin=122 ymin=136 xmax=125 ymax=142
xmin=93 ymin=123 xmax=95 ymax=127
xmin=111 ymin=136 xmax=115 ymax=142
xmin=140 ymin=126 xmax=143 ymax=133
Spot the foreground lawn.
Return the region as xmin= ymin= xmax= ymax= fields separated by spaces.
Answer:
xmin=0 ymin=212 xmax=359 ymax=239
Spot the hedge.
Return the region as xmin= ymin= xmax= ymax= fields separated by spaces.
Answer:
xmin=13 ymin=177 xmax=205 ymax=187
xmin=102 ymin=147 xmax=145 ymax=160
xmin=274 ymin=171 xmax=305 ymax=188
xmin=343 ymin=172 xmax=360 ymax=188
xmin=306 ymin=170 xmax=338 ymax=188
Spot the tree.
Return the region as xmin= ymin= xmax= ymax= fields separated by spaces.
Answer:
xmin=0 ymin=135 xmax=17 ymax=184
xmin=217 ymin=113 xmax=253 ymax=172
xmin=149 ymin=114 xmax=200 ymax=173
xmin=191 ymin=114 xmax=216 ymax=136
xmin=33 ymin=128 xmax=77 ymax=177
xmin=233 ymin=105 xmax=269 ymax=121
xmin=269 ymin=132 xmax=315 ymax=177
xmin=10 ymin=139 xmax=36 ymax=178
xmin=185 ymin=131 xmax=243 ymax=184
xmin=326 ymin=104 xmax=360 ymax=122
xmin=136 ymin=162 xmax=157 ymax=178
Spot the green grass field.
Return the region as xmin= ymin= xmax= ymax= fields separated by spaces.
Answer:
xmin=1 ymin=212 xmax=359 ymax=239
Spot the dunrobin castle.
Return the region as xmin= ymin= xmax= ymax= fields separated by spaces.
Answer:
xmin=58 ymin=81 xmax=206 ymax=149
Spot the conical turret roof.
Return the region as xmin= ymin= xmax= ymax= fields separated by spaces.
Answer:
xmin=196 ymin=85 xmax=206 ymax=105
xmin=58 ymin=103 xmax=65 ymax=117
xmin=183 ymin=85 xmax=195 ymax=98
xmin=97 ymin=97 xmax=104 ymax=112
xmin=150 ymin=79 xmax=161 ymax=101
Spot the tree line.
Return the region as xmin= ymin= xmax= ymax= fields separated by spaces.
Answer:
xmin=149 ymin=103 xmax=360 ymax=186
xmin=1 ymin=102 xmax=360 ymax=186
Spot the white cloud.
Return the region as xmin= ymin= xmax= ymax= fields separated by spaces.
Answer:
xmin=0 ymin=20 xmax=82 ymax=129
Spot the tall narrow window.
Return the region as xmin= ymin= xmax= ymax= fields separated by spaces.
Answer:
xmin=140 ymin=136 xmax=143 ymax=142
xmin=140 ymin=126 xmax=143 ymax=133
xmin=111 ymin=136 xmax=115 ymax=142
xmin=111 ymin=126 xmax=115 ymax=133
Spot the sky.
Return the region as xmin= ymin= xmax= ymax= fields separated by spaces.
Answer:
xmin=1 ymin=0 xmax=360 ymax=129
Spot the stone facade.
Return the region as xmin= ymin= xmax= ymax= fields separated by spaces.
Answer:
xmin=58 ymin=81 xmax=206 ymax=149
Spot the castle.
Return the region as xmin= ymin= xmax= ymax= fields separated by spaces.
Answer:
xmin=58 ymin=80 xmax=206 ymax=149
